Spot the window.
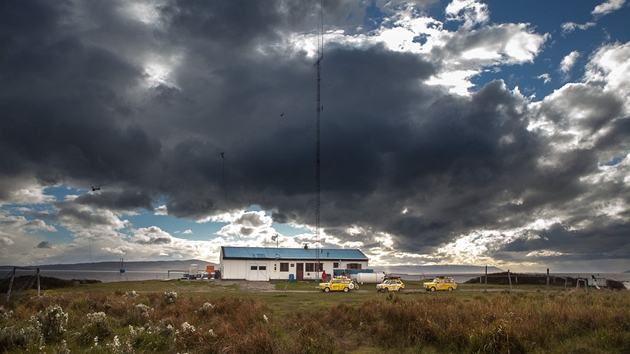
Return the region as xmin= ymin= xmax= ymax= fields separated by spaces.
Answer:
xmin=333 ymin=262 xmax=339 ymax=268
xmin=250 ymin=266 xmax=257 ymax=270
xmin=318 ymin=263 xmax=323 ymax=271
xmin=347 ymin=263 xmax=362 ymax=270
xmin=259 ymin=266 xmax=266 ymax=271
xmin=305 ymin=263 xmax=315 ymax=272
xmin=280 ymin=263 xmax=289 ymax=271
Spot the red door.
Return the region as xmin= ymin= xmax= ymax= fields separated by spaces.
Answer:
xmin=296 ymin=263 xmax=304 ymax=280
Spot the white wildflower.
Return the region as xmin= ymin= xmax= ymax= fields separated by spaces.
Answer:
xmin=125 ymin=290 xmax=138 ymax=298
xmin=86 ymin=312 xmax=107 ymax=323
xmin=181 ymin=322 xmax=195 ymax=333
xmin=134 ymin=303 xmax=153 ymax=317
xmin=263 ymin=314 xmax=269 ymax=322
xmin=164 ymin=291 xmax=178 ymax=304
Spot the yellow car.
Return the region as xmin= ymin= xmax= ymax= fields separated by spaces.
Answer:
xmin=376 ymin=277 xmax=405 ymax=292
xmin=423 ymin=276 xmax=457 ymax=292
xmin=319 ymin=277 xmax=359 ymax=292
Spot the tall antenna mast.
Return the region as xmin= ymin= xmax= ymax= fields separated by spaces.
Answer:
xmin=315 ymin=2 xmax=323 ymax=280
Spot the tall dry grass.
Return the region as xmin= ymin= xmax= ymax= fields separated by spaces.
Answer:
xmin=1 ymin=290 xmax=629 ymax=353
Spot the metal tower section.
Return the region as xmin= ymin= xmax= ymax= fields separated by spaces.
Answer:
xmin=315 ymin=3 xmax=323 ymax=279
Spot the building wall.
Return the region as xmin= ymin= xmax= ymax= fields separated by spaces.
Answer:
xmin=220 ymin=257 xmax=369 ymax=281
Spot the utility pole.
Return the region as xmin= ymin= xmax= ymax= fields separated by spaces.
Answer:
xmin=315 ymin=3 xmax=323 ymax=281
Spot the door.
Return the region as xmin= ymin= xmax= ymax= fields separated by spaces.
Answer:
xmin=249 ymin=264 xmax=268 ymax=281
xmin=296 ymin=263 xmax=304 ymax=280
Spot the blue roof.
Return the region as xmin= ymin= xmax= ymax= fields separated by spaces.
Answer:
xmin=221 ymin=247 xmax=368 ymax=261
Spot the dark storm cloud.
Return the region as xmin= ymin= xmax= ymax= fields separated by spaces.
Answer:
xmin=162 ymin=0 xmax=283 ymax=47
xmin=538 ymin=85 xmax=624 ymax=133
xmin=500 ymin=221 xmax=630 ymax=259
xmin=1 ymin=0 xmax=162 ymax=190
xmin=36 ymin=241 xmax=53 ymax=249
xmin=74 ymin=190 xmax=154 ymax=212
xmin=1 ymin=0 xmax=628 ymax=267
xmin=57 ymin=207 xmax=114 ymax=227
xmin=136 ymin=236 xmax=171 ymax=245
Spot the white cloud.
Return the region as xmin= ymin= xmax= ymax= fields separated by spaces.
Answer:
xmin=592 ymin=0 xmax=626 ymax=16
xmin=0 ymin=179 xmax=56 ymax=206
xmin=561 ymin=21 xmax=596 ymax=35
xmin=445 ymin=0 xmax=490 ymax=29
xmin=278 ymin=3 xmax=546 ymax=96
xmin=154 ymin=205 xmax=168 ymax=215
xmin=0 ymin=236 xmax=14 ymax=245
xmin=25 ymin=219 xmax=57 ymax=232
xmin=133 ymin=226 xmax=173 ymax=245
xmin=537 ymin=73 xmax=551 ymax=84
xmin=426 ymin=69 xmax=479 ymax=95
xmin=584 ymin=42 xmax=630 ymax=100
xmin=182 ymin=229 xmax=193 ymax=234
xmin=526 ymin=250 xmax=567 ymax=257
xmin=559 ymin=50 xmax=580 ymax=74
xmin=101 ymin=246 xmax=126 ymax=255
xmin=121 ymin=0 xmax=166 ymax=25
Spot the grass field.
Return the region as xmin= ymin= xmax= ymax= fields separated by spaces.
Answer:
xmin=1 ymin=279 xmax=629 ymax=353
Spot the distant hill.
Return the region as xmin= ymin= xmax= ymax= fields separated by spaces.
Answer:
xmin=372 ymin=265 xmax=504 ymax=275
xmin=0 ymin=259 xmax=216 ymax=272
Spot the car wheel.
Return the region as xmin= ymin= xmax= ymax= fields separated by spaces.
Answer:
xmin=448 ymin=287 xmax=453 ymax=291
xmin=384 ymin=288 xmax=389 ymax=293
xmin=430 ymin=287 xmax=436 ymax=292
xmin=349 ymin=283 xmax=355 ymax=290
xmin=398 ymin=288 xmax=403 ymax=292
xmin=343 ymin=287 xmax=349 ymax=293
xmin=355 ymin=284 xmax=359 ymax=290
xmin=324 ymin=287 xmax=330 ymax=293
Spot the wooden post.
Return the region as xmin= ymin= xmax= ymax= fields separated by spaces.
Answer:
xmin=36 ymin=268 xmax=41 ymax=297
xmin=546 ymin=268 xmax=550 ymax=292
xmin=508 ymin=270 xmax=512 ymax=292
xmin=484 ymin=265 xmax=488 ymax=292
xmin=6 ymin=268 xmax=16 ymax=302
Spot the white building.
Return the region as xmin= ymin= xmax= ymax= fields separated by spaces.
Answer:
xmin=219 ymin=246 xmax=369 ymax=281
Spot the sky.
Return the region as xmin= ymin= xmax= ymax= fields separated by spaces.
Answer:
xmin=1 ymin=0 xmax=629 ymax=273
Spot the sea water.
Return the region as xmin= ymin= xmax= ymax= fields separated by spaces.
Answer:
xmin=1 ymin=269 xmax=186 ymax=283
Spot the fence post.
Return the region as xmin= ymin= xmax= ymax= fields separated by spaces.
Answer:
xmin=36 ymin=268 xmax=41 ymax=297
xmin=6 ymin=268 xmax=16 ymax=302
xmin=546 ymin=268 xmax=550 ymax=293
xmin=508 ymin=269 xmax=512 ymax=292
xmin=484 ymin=265 xmax=488 ymax=293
